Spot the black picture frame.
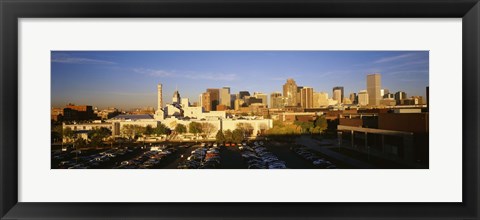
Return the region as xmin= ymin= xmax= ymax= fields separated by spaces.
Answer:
xmin=1 ymin=0 xmax=479 ymax=219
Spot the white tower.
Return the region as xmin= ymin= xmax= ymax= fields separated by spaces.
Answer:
xmin=155 ymin=83 xmax=165 ymax=120
xmin=157 ymin=83 xmax=163 ymax=110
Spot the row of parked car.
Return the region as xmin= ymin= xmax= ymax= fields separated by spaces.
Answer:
xmin=56 ymin=147 xmax=133 ymax=169
xmin=115 ymin=146 xmax=177 ymax=169
xmin=240 ymin=142 xmax=287 ymax=169
xmin=291 ymin=146 xmax=337 ymax=169
xmin=178 ymin=143 xmax=221 ymax=169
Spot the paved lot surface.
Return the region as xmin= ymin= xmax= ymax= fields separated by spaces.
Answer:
xmin=52 ymin=140 xmax=349 ymax=169
xmin=219 ymin=147 xmax=246 ymax=169
xmin=296 ymin=136 xmax=374 ymax=169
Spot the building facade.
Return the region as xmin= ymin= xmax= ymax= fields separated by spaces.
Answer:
xmin=220 ymin=87 xmax=231 ymax=108
xmin=300 ymin=87 xmax=314 ymax=109
xmin=283 ymin=78 xmax=298 ymax=106
xmin=367 ymin=73 xmax=381 ymax=106
xmin=332 ymin=86 xmax=344 ymax=103
xmin=270 ymin=92 xmax=284 ymax=109
xmin=358 ymin=90 xmax=369 ymax=106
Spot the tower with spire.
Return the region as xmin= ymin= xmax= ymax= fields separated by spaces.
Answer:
xmin=172 ymin=86 xmax=181 ymax=105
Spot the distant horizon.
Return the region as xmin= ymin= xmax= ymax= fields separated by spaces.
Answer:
xmin=51 ymin=51 xmax=429 ymax=110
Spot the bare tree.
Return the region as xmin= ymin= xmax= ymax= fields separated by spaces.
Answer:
xmin=201 ymin=122 xmax=217 ymax=139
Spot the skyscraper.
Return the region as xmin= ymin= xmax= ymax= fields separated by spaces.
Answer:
xmin=206 ymin=88 xmax=220 ymax=111
xmin=230 ymin=94 xmax=237 ymax=108
xmin=367 ymin=73 xmax=381 ymax=106
xmin=395 ymin=91 xmax=407 ymax=105
xmin=270 ymin=92 xmax=283 ymax=109
xmin=283 ymin=78 xmax=298 ymax=106
xmin=220 ymin=87 xmax=231 ymax=109
xmin=296 ymin=86 xmax=303 ymax=107
xmin=300 ymin=87 xmax=314 ymax=109
xmin=201 ymin=92 xmax=211 ymax=112
xmin=332 ymin=86 xmax=344 ymax=103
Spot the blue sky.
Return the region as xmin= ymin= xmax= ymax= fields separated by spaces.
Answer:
xmin=51 ymin=51 xmax=429 ymax=110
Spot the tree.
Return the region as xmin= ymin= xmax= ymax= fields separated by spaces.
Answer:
xmin=121 ymin=125 xmax=145 ymax=139
xmin=73 ymin=137 xmax=87 ymax=148
xmin=88 ymin=127 xmax=112 ymax=148
xmin=294 ymin=121 xmax=314 ymax=133
xmin=201 ymin=122 xmax=216 ymax=139
xmin=267 ymin=120 xmax=302 ymax=135
xmin=215 ymin=130 xmax=225 ymax=144
xmin=63 ymin=127 xmax=74 ymax=141
xmin=189 ymin=122 xmax=203 ymax=139
xmin=51 ymin=131 xmax=62 ymax=143
xmin=236 ymin=122 xmax=254 ymax=137
xmin=223 ymin=129 xmax=233 ymax=142
xmin=232 ymin=129 xmax=244 ymax=143
xmin=154 ymin=123 xmax=171 ymax=135
xmin=312 ymin=116 xmax=328 ymax=134
xmin=145 ymin=125 xmax=154 ymax=135
xmin=175 ymin=124 xmax=187 ymax=134
xmin=258 ymin=123 xmax=269 ymax=135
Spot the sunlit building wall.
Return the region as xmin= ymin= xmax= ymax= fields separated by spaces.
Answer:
xmin=367 ymin=73 xmax=381 ymax=106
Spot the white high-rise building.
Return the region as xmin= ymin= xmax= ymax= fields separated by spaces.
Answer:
xmin=358 ymin=90 xmax=369 ymax=106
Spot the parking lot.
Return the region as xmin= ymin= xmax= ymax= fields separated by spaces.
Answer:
xmin=52 ymin=140 xmax=343 ymax=169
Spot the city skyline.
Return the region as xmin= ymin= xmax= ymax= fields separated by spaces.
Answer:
xmin=51 ymin=51 xmax=429 ymax=109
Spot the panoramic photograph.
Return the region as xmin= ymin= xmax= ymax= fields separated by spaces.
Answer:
xmin=51 ymin=51 xmax=429 ymax=169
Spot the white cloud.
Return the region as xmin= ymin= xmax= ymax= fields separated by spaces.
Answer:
xmin=51 ymin=53 xmax=116 ymax=65
xmin=133 ymin=68 xmax=174 ymax=77
xmin=134 ymin=68 xmax=237 ymax=81
xmin=387 ymin=70 xmax=429 ymax=76
xmin=183 ymin=72 xmax=237 ymax=81
xmin=373 ymin=53 xmax=417 ymax=64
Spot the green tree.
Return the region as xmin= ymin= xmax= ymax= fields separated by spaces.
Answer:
xmin=189 ymin=122 xmax=203 ymax=139
xmin=145 ymin=125 xmax=154 ymax=135
xmin=294 ymin=121 xmax=314 ymax=133
xmin=223 ymin=129 xmax=233 ymax=142
xmin=312 ymin=115 xmax=328 ymax=134
xmin=215 ymin=130 xmax=225 ymax=143
xmin=267 ymin=120 xmax=302 ymax=135
xmin=175 ymin=124 xmax=187 ymax=134
xmin=154 ymin=123 xmax=171 ymax=135
xmin=232 ymin=129 xmax=244 ymax=143
xmin=121 ymin=125 xmax=146 ymax=139
xmin=88 ymin=127 xmax=112 ymax=148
